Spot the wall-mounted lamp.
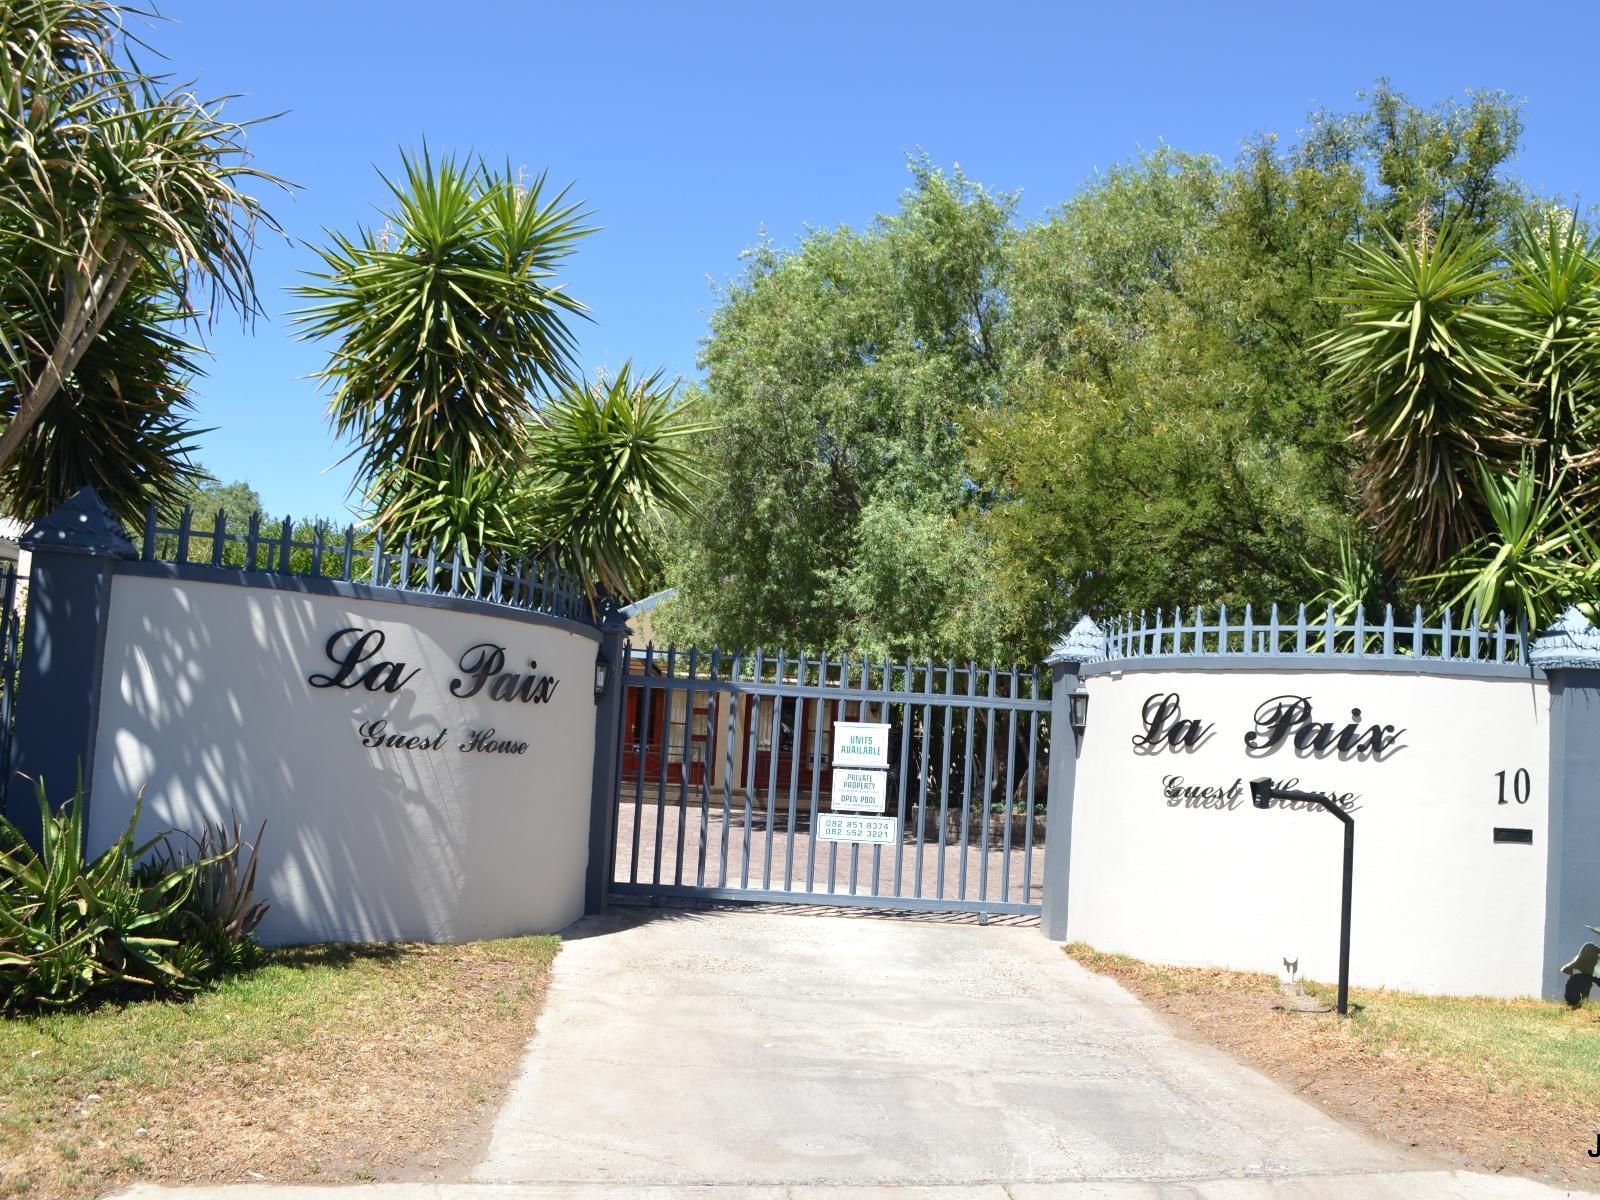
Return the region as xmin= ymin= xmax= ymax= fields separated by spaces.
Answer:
xmin=1250 ymin=777 xmax=1355 ymax=1017
xmin=593 ymin=653 xmax=612 ymax=703
xmin=1069 ymin=689 xmax=1090 ymax=735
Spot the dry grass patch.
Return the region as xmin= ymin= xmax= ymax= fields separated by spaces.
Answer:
xmin=1 ymin=935 xmax=558 ymax=1200
xmin=1066 ymin=943 xmax=1600 ymax=1188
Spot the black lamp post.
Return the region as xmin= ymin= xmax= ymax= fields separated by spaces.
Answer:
xmin=1249 ymin=777 xmax=1355 ymax=1017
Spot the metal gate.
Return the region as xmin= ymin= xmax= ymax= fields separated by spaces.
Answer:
xmin=0 ymin=561 xmax=25 ymax=808
xmin=608 ymin=645 xmax=1052 ymax=916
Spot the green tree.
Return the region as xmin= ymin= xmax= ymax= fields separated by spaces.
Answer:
xmin=656 ymin=162 xmax=1025 ymax=661
xmin=0 ymin=0 xmax=281 ymax=518
xmin=974 ymin=85 xmax=1527 ymax=647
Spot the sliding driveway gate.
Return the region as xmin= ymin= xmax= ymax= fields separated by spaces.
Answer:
xmin=608 ymin=645 xmax=1052 ymax=916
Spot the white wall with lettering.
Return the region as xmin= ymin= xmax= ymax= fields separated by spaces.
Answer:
xmin=88 ymin=574 xmax=600 ymax=945
xmin=1069 ymin=666 xmax=1550 ymax=998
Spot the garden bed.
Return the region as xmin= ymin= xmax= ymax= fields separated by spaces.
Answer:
xmin=1066 ymin=943 xmax=1600 ymax=1188
xmin=1 ymin=936 xmax=558 ymax=1200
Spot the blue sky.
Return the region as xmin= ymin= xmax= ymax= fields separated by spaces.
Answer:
xmin=152 ymin=0 xmax=1600 ymax=520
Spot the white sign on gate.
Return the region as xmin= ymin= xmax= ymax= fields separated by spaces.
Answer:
xmin=831 ymin=768 xmax=888 ymax=813
xmin=832 ymin=721 xmax=890 ymax=768
xmin=816 ymin=813 xmax=898 ymax=845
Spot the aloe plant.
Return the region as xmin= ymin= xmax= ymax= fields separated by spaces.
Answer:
xmin=0 ymin=780 xmax=258 ymax=1010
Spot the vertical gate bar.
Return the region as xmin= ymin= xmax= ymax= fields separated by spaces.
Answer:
xmin=784 ymin=654 xmax=805 ymax=891
xmin=630 ymin=645 xmax=653 ymax=884
xmin=979 ymin=663 xmax=997 ymax=902
xmin=892 ymin=657 xmax=913 ymax=898
xmin=1023 ymin=667 xmax=1040 ymax=905
xmin=675 ymin=648 xmax=698 ymax=887
xmin=849 ymin=655 xmax=865 ymax=895
xmin=719 ymin=650 xmax=741 ymax=887
xmin=652 ymin=646 xmax=675 ymax=885
xmin=1001 ymin=666 xmax=1018 ymax=903
xmin=741 ymin=651 xmax=763 ymax=890
xmin=826 ymin=655 xmax=840 ymax=894
xmin=869 ymin=658 xmax=886 ymax=896
xmin=936 ymin=661 xmax=954 ymax=898
xmin=958 ymin=662 xmax=977 ymax=900
xmin=914 ymin=661 xmax=933 ymax=898
xmin=697 ymin=649 xmax=717 ymax=887
xmin=762 ymin=650 xmax=784 ymax=890
xmin=808 ymin=652 xmax=827 ymax=892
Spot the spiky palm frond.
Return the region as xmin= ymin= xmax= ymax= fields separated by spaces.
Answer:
xmin=1315 ymin=223 xmax=1522 ymax=572
xmin=292 ymin=148 xmax=593 ymax=498
xmin=1422 ymin=460 xmax=1598 ymax=633
xmin=526 ymin=365 xmax=712 ymax=602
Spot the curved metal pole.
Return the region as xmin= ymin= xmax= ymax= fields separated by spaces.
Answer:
xmin=1250 ymin=779 xmax=1355 ymax=1016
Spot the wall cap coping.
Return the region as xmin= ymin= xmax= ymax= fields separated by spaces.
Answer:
xmin=1079 ymin=652 xmax=1543 ymax=682
xmin=1047 ymin=615 xmax=1107 ymax=665
xmin=20 ymin=487 xmax=136 ymax=559
xmin=1530 ymin=606 xmax=1600 ymax=670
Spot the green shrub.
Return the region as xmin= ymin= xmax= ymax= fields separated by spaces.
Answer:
xmin=0 ymin=782 xmax=269 ymax=1012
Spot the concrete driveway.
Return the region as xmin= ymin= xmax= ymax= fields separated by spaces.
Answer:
xmin=467 ymin=906 xmax=1578 ymax=1197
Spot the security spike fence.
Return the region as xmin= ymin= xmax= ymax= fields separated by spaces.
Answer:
xmin=621 ymin=642 xmax=1049 ymax=703
xmin=1101 ymin=602 xmax=1532 ymax=665
xmin=139 ymin=501 xmax=595 ymax=626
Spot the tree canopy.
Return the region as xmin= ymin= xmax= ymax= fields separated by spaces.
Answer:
xmin=658 ymin=83 xmax=1542 ymax=661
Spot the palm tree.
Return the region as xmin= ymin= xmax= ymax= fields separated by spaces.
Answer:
xmin=0 ymin=0 xmax=282 ymax=492
xmin=295 ymin=153 xmax=712 ymax=606
xmin=1314 ymin=222 xmax=1520 ymax=572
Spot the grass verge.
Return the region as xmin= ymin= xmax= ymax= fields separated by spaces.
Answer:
xmin=1 ymin=935 xmax=559 ymax=1200
xmin=1066 ymin=943 xmax=1600 ymax=1187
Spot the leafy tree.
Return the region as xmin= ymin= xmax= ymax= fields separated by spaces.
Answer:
xmin=666 ymin=86 xmax=1534 ymax=660
xmin=655 ymin=162 xmax=1025 ymax=661
xmin=0 ymin=0 xmax=281 ymax=512
xmin=973 ymin=85 xmax=1528 ymax=648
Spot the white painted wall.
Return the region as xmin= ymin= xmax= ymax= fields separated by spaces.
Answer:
xmin=1068 ymin=665 xmax=1550 ymax=997
xmin=89 ymin=574 xmax=600 ymax=946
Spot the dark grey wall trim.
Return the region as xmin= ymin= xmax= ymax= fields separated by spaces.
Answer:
xmin=117 ymin=560 xmax=603 ymax=644
xmin=1039 ymin=660 xmax=1081 ymax=941
xmin=1541 ymin=667 xmax=1600 ymax=998
xmin=1081 ymin=653 xmax=1544 ymax=683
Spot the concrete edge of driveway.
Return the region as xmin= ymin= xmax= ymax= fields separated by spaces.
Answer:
xmin=109 ymin=1166 xmax=1595 ymax=1198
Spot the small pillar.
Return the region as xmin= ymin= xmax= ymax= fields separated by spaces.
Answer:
xmin=1040 ymin=615 xmax=1106 ymax=941
xmin=584 ymin=594 xmax=631 ymax=915
xmin=8 ymin=488 xmax=136 ymax=846
xmin=1531 ymin=607 xmax=1600 ymax=998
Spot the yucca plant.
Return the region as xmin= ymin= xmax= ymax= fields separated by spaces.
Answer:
xmin=150 ymin=811 xmax=269 ymax=974
xmin=2 ymin=285 xmax=207 ymax=526
xmin=293 ymin=148 xmax=592 ymax=533
xmin=0 ymin=0 xmax=283 ymax=481
xmin=1316 ymin=222 xmax=1522 ymax=572
xmin=527 ymin=365 xmax=713 ymax=601
xmin=1495 ymin=210 xmax=1600 ymax=501
xmin=1422 ymin=461 xmax=1598 ymax=634
xmin=0 ymin=780 xmax=206 ymax=1010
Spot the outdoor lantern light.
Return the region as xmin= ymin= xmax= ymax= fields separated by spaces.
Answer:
xmin=593 ymin=654 xmax=611 ymax=702
xmin=1250 ymin=777 xmax=1356 ymax=1017
xmin=1069 ymin=689 xmax=1090 ymax=734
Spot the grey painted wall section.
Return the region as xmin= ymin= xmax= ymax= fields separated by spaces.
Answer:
xmin=1541 ymin=667 xmax=1600 ymax=998
xmin=9 ymin=489 xmax=137 ymax=843
xmin=1039 ymin=660 xmax=1081 ymax=941
xmin=585 ymin=613 xmax=628 ymax=914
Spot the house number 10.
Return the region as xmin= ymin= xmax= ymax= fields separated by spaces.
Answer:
xmin=1494 ymin=768 xmax=1531 ymax=805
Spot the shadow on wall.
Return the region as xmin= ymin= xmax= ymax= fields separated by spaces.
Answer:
xmin=92 ymin=576 xmax=598 ymax=945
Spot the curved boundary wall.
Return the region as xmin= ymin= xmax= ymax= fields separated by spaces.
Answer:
xmin=1042 ymin=616 xmax=1600 ymax=1000
xmin=7 ymin=489 xmax=620 ymax=947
